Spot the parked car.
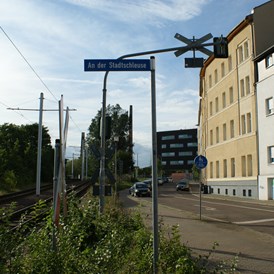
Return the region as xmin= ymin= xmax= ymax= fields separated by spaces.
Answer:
xmin=158 ymin=177 xmax=164 ymax=185
xmin=161 ymin=177 xmax=169 ymax=184
xmin=129 ymin=182 xmax=151 ymax=197
xmin=176 ymin=180 xmax=190 ymax=191
xmin=142 ymin=179 xmax=152 ymax=190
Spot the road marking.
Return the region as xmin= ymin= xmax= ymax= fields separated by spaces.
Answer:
xmin=233 ymin=218 xmax=274 ymax=225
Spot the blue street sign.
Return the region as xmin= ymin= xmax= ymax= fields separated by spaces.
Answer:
xmin=194 ymin=155 xmax=208 ymax=169
xmin=84 ymin=59 xmax=151 ymax=71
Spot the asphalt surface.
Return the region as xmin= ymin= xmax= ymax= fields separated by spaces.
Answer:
xmin=119 ymin=183 xmax=274 ymax=274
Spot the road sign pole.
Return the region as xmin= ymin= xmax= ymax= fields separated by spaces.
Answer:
xmin=99 ymin=72 xmax=109 ymax=214
xmin=199 ymin=182 xmax=202 ymax=220
xmin=150 ymin=56 xmax=159 ymax=274
xmin=194 ymin=155 xmax=208 ymax=221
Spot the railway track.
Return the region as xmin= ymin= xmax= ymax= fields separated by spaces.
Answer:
xmin=0 ymin=180 xmax=92 ymax=231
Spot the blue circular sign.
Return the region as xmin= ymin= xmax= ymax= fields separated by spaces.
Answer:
xmin=194 ymin=155 xmax=208 ymax=169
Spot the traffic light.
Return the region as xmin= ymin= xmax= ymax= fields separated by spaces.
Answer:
xmin=213 ymin=37 xmax=228 ymax=58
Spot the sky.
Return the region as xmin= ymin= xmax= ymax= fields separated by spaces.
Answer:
xmin=0 ymin=0 xmax=269 ymax=168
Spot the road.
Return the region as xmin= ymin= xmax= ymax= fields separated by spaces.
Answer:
xmin=119 ymin=182 xmax=274 ymax=274
xmin=159 ymin=183 xmax=274 ymax=237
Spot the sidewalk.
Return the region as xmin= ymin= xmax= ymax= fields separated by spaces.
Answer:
xmin=194 ymin=192 xmax=274 ymax=206
xmin=190 ymin=183 xmax=274 ymax=207
xmin=120 ymin=190 xmax=274 ymax=274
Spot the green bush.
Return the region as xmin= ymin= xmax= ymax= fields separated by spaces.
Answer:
xmin=1 ymin=170 xmax=17 ymax=190
xmin=0 ymin=194 xmax=238 ymax=273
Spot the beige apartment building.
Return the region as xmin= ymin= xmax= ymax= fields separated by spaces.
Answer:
xmin=198 ymin=0 xmax=274 ymax=199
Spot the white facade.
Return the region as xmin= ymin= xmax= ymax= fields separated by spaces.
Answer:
xmin=256 ymin=50 xmax=274 ymax=200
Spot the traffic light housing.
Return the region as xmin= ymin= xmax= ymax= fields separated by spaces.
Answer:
xmin=213 ymin=37 xmax=228 ymax=58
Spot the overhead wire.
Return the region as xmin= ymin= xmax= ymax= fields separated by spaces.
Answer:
xmin=0 ymin=26 xmax=58 ymax=102
xmin=0 ymin=26 xmax=85 ymax=134
xmin=0 ymin=100 xmax=34 ymax=123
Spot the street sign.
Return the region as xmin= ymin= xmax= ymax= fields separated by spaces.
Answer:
xmin=174 ymin=33 xmax=213 ymax=57
xmin=185 ymin=58 xmax=204 ymax=68
xmin=194 ymin=155 xmax=208 ymax=169
xmin=84 ymin=59 xmax=151 ymax=71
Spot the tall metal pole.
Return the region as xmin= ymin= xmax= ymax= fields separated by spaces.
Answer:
xmin=81 ymin=132 xmax=85 ymax=181
xmin=150 ymin=56 xmax=159 ymax=274
xmin=85 ymin=147 xmax=88 ymax=179
xmin=36 ymin=92 xmax=44 ymax=196
xmin=99 ymin=72 xmax=109 ymax=213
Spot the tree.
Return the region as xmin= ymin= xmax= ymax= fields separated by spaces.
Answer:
xmin=87 ymin=104 xmax=134 ymax=176
xmin=0 ymin=123 xmax=54 ymax=187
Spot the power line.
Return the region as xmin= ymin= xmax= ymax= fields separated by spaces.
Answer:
xmin=0 ymin=26 xmax=86 ymax=134
xmin=0 ymin=100 xmax=33 ymax=123
xmin=0 ymin=26 xmax=58 ymax=101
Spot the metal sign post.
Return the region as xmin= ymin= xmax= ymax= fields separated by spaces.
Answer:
xmin=194 ymin=155 xmax=208 ymax=220
xmin=84 ymin=32 xmax=228 ymax=273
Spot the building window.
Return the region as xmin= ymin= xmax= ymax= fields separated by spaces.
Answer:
xmin=162 ymin=161 xmax=167 ymax=165
xmin=187 ymin=160 xmax=194 ymax=165
xmin=162 ymin=135 xmax=175 ymax=140
xmin=231 ymin=158 xmax=235 ymax=177
xmin=228 ymin=55 xmax=232 ymax=71
xmin=179 ymin=151 xmax=192 ymax=156
xmin=245 ymin=76 xmax=250 ymax=95
xmin=210 ymin=162 xmax=213 ymax=178
xmin=178 ymin=134 xmax=192 ymax=139
xmin=215 ymin=97 xmax=219 ymax=113
xmin=243 ymin=189 xmax=246 ymax=197
xmin=209 ymin=101 xmax=213 ymax=116
xmin=221 ymin=62 xmax=225 ymax=77
xmin=233 ymin=189 xmax=236 ymax=196
xmin=222 ymin=92 xmax=226 ymax=108
xmin=241 ymin=114 xmax=246 ymax=134
xmin=229 ymin=86 xmax=234 ymax=104
xmin=230 ymin=120 xmax=235 ymax=138
xmin=247 ymin=154 xmax=252 ymax=176
xmin=216 ymin=127 xmax=219 ymax=143
xmin=223 ymin=159 xmax=227 ymax=178
xmin=238 ymin=45 xmax=244 ymax=63
xmin=266 ymin=54 xmax=273 ymax=68
xmin=241 ymin=156 xmax=246 ymax=177
xmin=214 ymin=69 xmax=218 ymax=84
xmin=162 ymin=152 xmax=175 ymax=157
xmin=223 ymin=123 xmax=227 ymax=141
xmin=244 ymin=41 xmax=249 ymax=59
xmin=266 ymin=97 xmax=274 ymax=115
xmin=170 ymin=143 xmax=184 ymax=148
xmin=248 ymin=189 xmax=252 ymax=197
xmin=268 ymin=146 xmax=274 ymax=163
xmin=216 ymin=161 xmax=220 ymax=178
xmin=225 ymin=189 xmax=228 ymax=195
xmin=187 ymin=142 xmax=197 ymax=147
xmin=218 ymin=188 xmax=220 ymax=194
xmin=170 ymin=160 xmax=184 ymax=165
xmin=240 ymin=79 xmax=245 ymax=97
xmin=209 ymin=74 xmax=212 ymax=88
xmin=210 ymin=130 xmax=213 ymax=145
xmin=247 ymin=113 xmax=251 ymax=133
xmin=161 ymin=144 xmax=167 ymax=149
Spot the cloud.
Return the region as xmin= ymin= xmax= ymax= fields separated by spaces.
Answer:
xmin=66 ymin=0 xmax=211 ymax=24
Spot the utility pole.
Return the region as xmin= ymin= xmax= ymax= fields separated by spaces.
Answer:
xmin=7 ymin=95 xmax=76 ymax=195
xmin=36 ymin=92 xmax=44 ymax=195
